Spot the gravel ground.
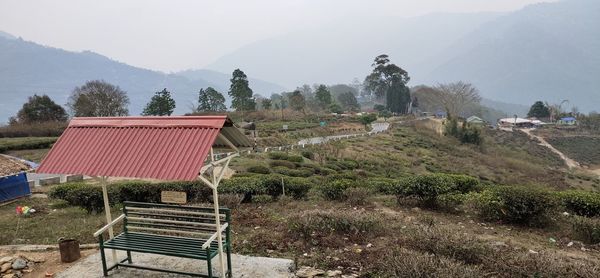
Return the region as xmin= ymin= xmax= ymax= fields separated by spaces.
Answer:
xmin=57 ymin=250 xmax=295 ymax=278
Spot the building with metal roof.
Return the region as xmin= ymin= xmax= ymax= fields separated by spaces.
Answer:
xmin=37 ymin=116 xmax=251 ymax=181
xmin=36 ymin=115 xmax=251 ymax=275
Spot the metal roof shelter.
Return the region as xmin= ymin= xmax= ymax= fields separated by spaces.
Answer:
xmin=37 ymin=115 xmax=251 ymax=275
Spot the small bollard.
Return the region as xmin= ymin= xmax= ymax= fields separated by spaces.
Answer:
xmin=59 ymin=238 xmax=81 ymax=263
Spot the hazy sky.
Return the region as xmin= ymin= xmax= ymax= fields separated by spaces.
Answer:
xmin=0 ymin=0 xmax=555 ymax=72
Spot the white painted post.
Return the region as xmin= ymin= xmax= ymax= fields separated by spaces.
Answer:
xmin=210 ymin=148 xmax=226 ymax=277
xmin=101 ymin=177 xmax=117 ymax=264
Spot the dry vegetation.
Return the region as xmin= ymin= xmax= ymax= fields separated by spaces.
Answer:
xmin=336 ymin=121 xmax=594 ymax=189
xmin=4 ymin=118 xmax=600 ymax=277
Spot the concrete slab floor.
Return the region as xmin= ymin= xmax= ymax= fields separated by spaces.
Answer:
xmin=56 ymin=251 xmax=295 ymax=278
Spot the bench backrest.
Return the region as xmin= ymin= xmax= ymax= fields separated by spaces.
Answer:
xmin=123 ymin=201 xmax=231 ymax=241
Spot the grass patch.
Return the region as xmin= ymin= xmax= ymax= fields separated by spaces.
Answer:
xmin=0 ymin=197 xmax=120 ymax=245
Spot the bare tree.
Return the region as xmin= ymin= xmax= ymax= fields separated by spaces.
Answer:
xmin=68 ymin=80 xmax=129 ymax=117
xmin=420 ymin=82 xmax=481 ymax=118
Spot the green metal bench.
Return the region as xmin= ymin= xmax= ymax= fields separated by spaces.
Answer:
xmin=94 ymin=201 xmax=232 ymax=277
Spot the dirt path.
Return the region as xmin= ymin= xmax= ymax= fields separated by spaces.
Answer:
xmin=521 ymin=129 xmax=581 ymax=169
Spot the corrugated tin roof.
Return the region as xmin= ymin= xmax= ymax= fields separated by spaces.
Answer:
xmin=36 ymin=116 xmax=250 ymax=181
xmin=499 ymin=117 xmax=531 ymax=124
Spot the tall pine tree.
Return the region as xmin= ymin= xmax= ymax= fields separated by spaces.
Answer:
xmin=142 ymin=88 xmax=176 ymax=116
xmin=228 ymin=69 xmax=256 ymax=121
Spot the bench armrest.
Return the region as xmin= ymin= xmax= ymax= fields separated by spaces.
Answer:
xmin=201 ymin=223 xmax=229 ymax=249
xmin=94 ymin=214 xmax=126 ymax=238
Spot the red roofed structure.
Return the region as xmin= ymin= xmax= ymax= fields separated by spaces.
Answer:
xmin=37 ymin=115 xmax=251 ymax=275
xmin=37 ymin=116 xmax=251 ymax=180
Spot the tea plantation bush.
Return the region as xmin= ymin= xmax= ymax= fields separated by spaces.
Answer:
xmin=397 ymin=174 xmax=479 ymax=208
xmin=301 ymin=150 xmax=314 ymax=159
xmin=365 ymin=178 xmax=397 ymax=195
xmin=247 ymin=165 xmax=271 ymax=174
xmin=470 ymin=186 xmax=557 ymax=226
xmin=49 ymin=181 xmax=212 ymax=213
xmin=558 ymin=191 xmax=600 ymax=217
xmin=268 ymin=152 xmax=289 ymax=160
xmin=0 ymin=137 xmax=57 ymax=152
xmin=319 ymin=179 xmax=358 ymax=200
xmin=220 ymin=174 xmax=311 ymax=200
xmin=286 ymin=155 xmax=304 ymax=163
xmin=272 ymin=166 xmax=314 ymax=177
xmin=269 ymin=160 xmax=296 ymax=169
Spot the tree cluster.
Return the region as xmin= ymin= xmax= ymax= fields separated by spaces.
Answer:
xmin=11 ymin=94 xmax=68 ymax=124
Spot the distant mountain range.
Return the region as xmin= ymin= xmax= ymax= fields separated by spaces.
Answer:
xmin=1 ymin=0 xmax=597 ymax=123
xmin=0 ymin=35 xmax=285 ymax=122
xmin=207 ymin=0 xmax=600 ymax=112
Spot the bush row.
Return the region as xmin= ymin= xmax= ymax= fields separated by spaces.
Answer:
xmin=0 ymin=122 xmax=66 ymax=138
xmin=49 ymin=181 xmax=212 ymax=213
xmin=396 ymin=173 xmax=480 ymax=207
xmin=267 ymin=152 xmax=304 ymax=163
xmin=0 ymin=137 xmax=57 ymax=152
xmin=219 ymin=174 xmax=312 ymax=200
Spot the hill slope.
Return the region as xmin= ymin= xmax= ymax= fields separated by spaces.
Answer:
xmin=0 ymin=35 xmax=285 ymax=122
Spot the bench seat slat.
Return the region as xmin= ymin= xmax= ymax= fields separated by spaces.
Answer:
xmin=109 ymin=232 xmax=226 ymax=248
xmin=126 ymin=211 xmax=223 ymax=222
xmin=126 ymin=207 xmax=225 ymax=218
xmin=127 ymin=222 xmax=220 ymax=234
xmin=127 ymin=216 xmax=218 ymax=227
xmin=104 ymin=232 xmax=220 ymax=259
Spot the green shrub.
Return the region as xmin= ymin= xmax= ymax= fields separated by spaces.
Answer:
xmin=339 ymin=159 xmax=359 ymax=169
xmin=397 ymin=174 xmax=480 ymax=208
xmin=0 ymin=137 xmax=57 ymax=152
xmin=286 ymin=155 xmax=304 ymax=163
xmin=471 ymin=186 xmax=557 ymax=226
xmin=301 ymin=150 xmax=314 ymax=159
xmin=269 ymin=160 xmax=296 ymax=169
xmin=268 ymin=152 xmax=289 ymax=160
xmin=49 ymin=182 xmax=108 ymax=212
xmin=570 ymin=216 xmax=600 ymax=244
xmin=317 ymin=167 xmax=336 ymax=176
xmin=0 ymin=122 xmax=66 ymax=138
xmin=50 ymin=181 xmax=213 ymax=212
xmin=398 ymin=174 xmax=455 ymax=207
xmin=219 ymin=176 xmax=265 ymax=201
xmin=365 ymin=178 xmax=397 ymax=195
xmin=320 ymin=179 xmax=358 ymax=200
xmin=323 ymin=162 xmax=342 ymax=171
xmin=283 ymin=177 xmax=312 ymax=199
xmin=448 ymin=174 xmax=480 ymax=193
xmin=224 ymin=174 xmax=311 ymax=200
xmin=247 ymin=165 xmax=271 ymax=174
xmin=272 ymin=166 xmax=314 ymax=177
xmin=558 ymin=191 xmax=600 ymax=217
xmin=48 ymin=182 xmax=87 ymax=200
xmin=326 ymin=172 xmax=358 ymax=181
xmin=251 ymin=194 xmax=273 ymax=204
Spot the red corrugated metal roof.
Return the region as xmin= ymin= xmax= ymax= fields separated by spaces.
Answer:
xmin=37 ymin=116 xmax=235 ymax=181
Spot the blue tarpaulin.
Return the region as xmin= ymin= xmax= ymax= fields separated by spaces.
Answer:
xmin=0 ymin=172 xmax=31 ymax=203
